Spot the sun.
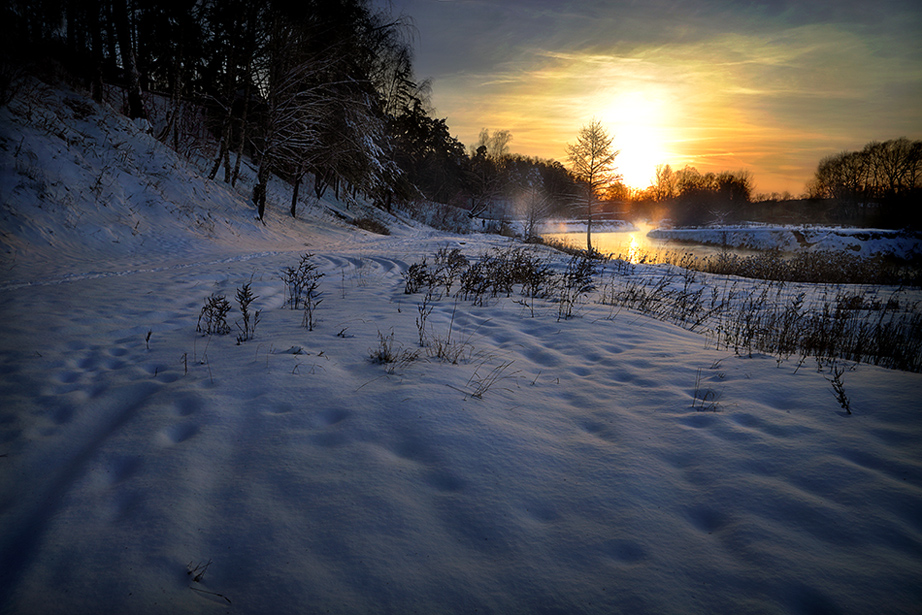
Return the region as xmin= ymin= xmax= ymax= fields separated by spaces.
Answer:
xmin=600 ymin=91 xmax=672 ymax=191
xmin=616 ymin=124 xmax=668 ymax=190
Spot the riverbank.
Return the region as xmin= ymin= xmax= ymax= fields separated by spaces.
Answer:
xmin=648 ymin=226 xmax=922 ymax=259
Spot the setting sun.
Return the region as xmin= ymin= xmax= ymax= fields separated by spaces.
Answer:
xmin=600 ymin=91 xmax=674 ymax=190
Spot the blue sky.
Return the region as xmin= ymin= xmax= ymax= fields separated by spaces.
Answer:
xmin=377 ymin=0 xmax=922 ymax=194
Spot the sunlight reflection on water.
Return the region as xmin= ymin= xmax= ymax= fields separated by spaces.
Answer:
xmin=627 ymin=235 xmax=641 ymax=264
xmin=543 ymin=230 xmax=668 ymax=262
xmin=541 ymin=229 xmax=735 ymax=263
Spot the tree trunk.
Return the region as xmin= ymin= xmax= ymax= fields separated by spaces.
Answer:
xmin=222 ymin=136 xmax=233 ymax=183
xmin=231 ymin=70 xmax=252 ymax=187
xmin=89 ymin=3 xmax=104 ymax=103
xmin=586 ymin=195 xmax=593 ymax=252
xmin=314 ymin=171 xmax=328 ymax=199
xmin=208 ymin=125 xmax=229 ymax=180
xmin=291 ymin=173 xmax=302 ymax=217
xmin=158 ymin=39 xmax=183 ymax=148
xmin=254 ymin=164 xmax=269 ymax=221
xmin=112 ymin=0 xmax=146 ymax=120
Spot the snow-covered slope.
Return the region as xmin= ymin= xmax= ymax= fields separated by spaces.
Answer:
xmin=0 ymin=79 xmax=419 ymax=283
xmin=1 ymin=81 xmax=921 ymax=615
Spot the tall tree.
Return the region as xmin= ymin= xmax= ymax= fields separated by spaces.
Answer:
xmin=112 ymin=0 xmax=147 ymax=120
xmin=566 ymin=119 xmax=618 ymax=252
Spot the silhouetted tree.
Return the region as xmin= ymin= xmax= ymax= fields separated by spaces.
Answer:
xmin=806 ymin=138 xmax=922 ymax=227
xmin=567 ymin=119 xmax=619 ymax=251
xmin=651 ymin=164 xmax=678 ymax=202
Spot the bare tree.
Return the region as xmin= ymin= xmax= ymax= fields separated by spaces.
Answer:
xmin=250 ymin=16 xmax=337 ymax=221
xmin=566 ymin=119 xmax=619 ymax=252
xmin=517 ymin=167 xmax=552 ymax=240
xmin=652 ymin=164 xmax=678 ymax=202
xmin=475 ymin=128 xmax=512 ymax=161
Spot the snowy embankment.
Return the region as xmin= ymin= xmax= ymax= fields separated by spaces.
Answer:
xmin=1 ymin=82 xmax=921 ymax=615
xmin=648 ymin=226 xmax=922 ymax=259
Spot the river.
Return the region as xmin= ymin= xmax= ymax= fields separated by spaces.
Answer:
xmin=541 ymin=224 xmax=740 ymax=264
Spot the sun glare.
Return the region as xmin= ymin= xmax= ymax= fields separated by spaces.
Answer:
xmin=627 ymin=234 xmax=641 ymax=264
xmin=600 ymin=91 xmax=672 ymax=191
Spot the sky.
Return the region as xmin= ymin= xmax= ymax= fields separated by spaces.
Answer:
xmin=378 ymin=0 xmax=922 ymax=195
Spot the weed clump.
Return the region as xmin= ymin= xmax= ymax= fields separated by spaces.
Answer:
xmin=369 ymin=330 xmax=419 ymax=373
xmin=404 ymin=258 xmax=433 ymax=295
xmin=280 ymin=253 xmax=323 ymax=330
xmin=197 ymin=293 xmax=232 ymax=336
xmin=557 ymin=252 xmax=598 ymax=321
xmin=282 ymin=253 xmax=323 ymax=310
xmin=404 ymin=245 xmax=599 ymax=317
xmin=624 ymin=246 xmax=922 ymax=287
xmin=601 ymin=265 xmax=922 ymax=372
xmin=234 ymin=283 xmax=260 ymax=344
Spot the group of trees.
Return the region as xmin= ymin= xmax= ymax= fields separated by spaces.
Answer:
xmin=3 ymin=0 xmax=422 ymax=217
xmin=632 ymin=164 xmax=755 ymax=226
xmin=806 ymin=138 xmax=921 ymax=226
xmin=466 ymin=129 xmax=578 ymax=221
xmin=1 ymin=0 xmax=586 ymax=224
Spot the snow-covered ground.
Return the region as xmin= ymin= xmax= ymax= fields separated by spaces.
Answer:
xmin=1 ymin=82 xmax=921 ymax=615
xmin=648 ymin=226 xmax=922 ymax=259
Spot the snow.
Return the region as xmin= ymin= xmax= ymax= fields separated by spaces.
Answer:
xmin=1 ymin=81 xmax=921 ymax=615
xmin=648 ymin=226 xmax=922 ymax=260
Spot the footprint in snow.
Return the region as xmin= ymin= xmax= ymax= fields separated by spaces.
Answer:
xmin=158 ymin=422 xmax=199 ymax=446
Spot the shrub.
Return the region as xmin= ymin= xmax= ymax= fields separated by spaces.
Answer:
xmin=235 ymin=283 xmax=260 ymax=344
xmin=404 ymin=258 xmax=433 ymax=295
xmin=369 ymin=330 xmax=419 ymax=373
xmin=282 ymin=253 xmax=323 ymax=310
xmin=197 ymin=293 xmax=232 ymax=336
xmin=556 ymin=252 xmax=598 ymax=321
xmin=433 ymin=247 xmax=468 ymax=295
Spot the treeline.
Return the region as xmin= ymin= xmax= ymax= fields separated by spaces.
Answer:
xmin=805 ymin=138 xmax=922 ymax=227
xmin=0 ymin=0 xmax=582 ymax=221
xmin=629 ymin=165 xmax=754 ymax=226
xmin=626 ymin=141 xmax=921 ymax=228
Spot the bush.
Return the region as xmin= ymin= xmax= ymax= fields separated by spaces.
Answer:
xmin=197 ymin=293 xmax=232 ymax=336
xmin=235 ymin=283 xmax=260 ymax=344
xmin=281 ymin=253 xmax=324 ymax=311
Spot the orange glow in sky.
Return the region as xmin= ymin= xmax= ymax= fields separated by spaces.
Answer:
xmin=391 ymin=0 xmax=922 ymax=196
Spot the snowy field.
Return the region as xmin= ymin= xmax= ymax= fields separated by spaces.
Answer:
xmin=1 ymin=83 xmax=922 ymax=615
